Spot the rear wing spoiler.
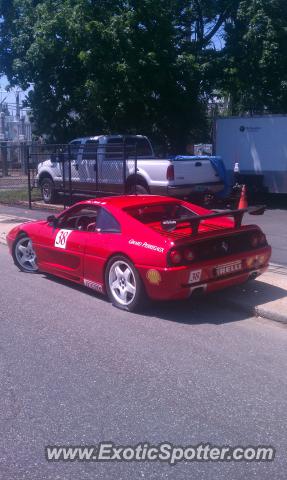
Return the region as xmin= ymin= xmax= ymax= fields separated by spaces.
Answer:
xmin=161 ymin=206 xmax=265 ymax=236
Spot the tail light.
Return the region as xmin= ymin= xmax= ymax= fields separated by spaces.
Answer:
xmin=169 ymin=249 xmax=183 ymax=265
xmin=168 ymin=247 xmax=195 ymax=266
xmin=166 ymin=165 xmax=174 ymax=181
xmin=183 ymin=248 xmax=195 ymax=262
xmin=250 ymin=231 xmax=267 ymax=248
xmin=258 ymin=233 xmax=267 ymax=246
xmin=250 ymin=233 xmax=259 ymax=248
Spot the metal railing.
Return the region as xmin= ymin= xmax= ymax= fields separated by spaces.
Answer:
xmin=0 ymin=142 xmax=139 ymax=209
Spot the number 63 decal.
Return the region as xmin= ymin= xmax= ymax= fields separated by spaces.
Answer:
xmin=54 ymin=229 xmax=72 ymax=249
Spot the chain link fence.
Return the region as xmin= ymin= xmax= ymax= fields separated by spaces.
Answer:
xmin=0 ymin=142 xmax=36 ymax=204
xmin=0 ymin=142 xmax=139 ymax=209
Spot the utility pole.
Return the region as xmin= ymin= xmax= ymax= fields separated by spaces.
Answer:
xmin=19 ymin=115 xmax=27 ymax=173
xmin=0 ymin=111 xmax=8 ymax=176
xmin=0 ymin=111 xmax=5 ymax=141
xmin=16 ymin=90 xmax=20 ymax=120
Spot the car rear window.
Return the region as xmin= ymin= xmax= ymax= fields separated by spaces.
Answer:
xmin=124 ymin=203 xmax=197 ymax=224
xmin=97 ymin=208 xmax=121 ymax=233
xmin=125 ymin=137 xmax=153 ymax=157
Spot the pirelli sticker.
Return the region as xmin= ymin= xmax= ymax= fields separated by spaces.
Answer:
xmin=215 ymin=260 xmax=242 ymax=277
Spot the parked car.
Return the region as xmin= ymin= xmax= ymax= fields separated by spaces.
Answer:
xmin=36 ymin=135 xmax=226 ymax=203
xmin=7 ymin=195 xmax=271 ymax=312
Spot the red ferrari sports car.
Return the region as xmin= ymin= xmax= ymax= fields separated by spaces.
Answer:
xmin=7 ymin=195 xmax=271 ymax=311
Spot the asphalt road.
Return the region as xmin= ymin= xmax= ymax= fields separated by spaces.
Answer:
xmin=0 ymin=204 xmax=50 ymax=221
xmin=1 ymin=203 xmax=286 ymax=265
xmin=1 ymin=244 xmax=287 ymax=479
xmin=244 ymin=208 xmax=287 ymax=266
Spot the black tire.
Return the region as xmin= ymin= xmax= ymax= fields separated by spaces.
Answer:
xmin=105 ymin=255 xmax=148 ymax=312
xmin=127 ymin=183 xmax=149 ymax=195
xmin=40 ymin=177 xmax=57 ymax=204
xmin=12 ymin=233 xmax=39 ymax=273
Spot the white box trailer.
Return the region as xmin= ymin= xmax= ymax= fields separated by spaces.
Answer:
xmin=215 ymin=115 xmax=287 ymax=194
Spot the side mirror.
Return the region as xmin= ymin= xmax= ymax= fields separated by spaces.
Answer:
xmin=47 ymin=215 xmax=58 ymax=227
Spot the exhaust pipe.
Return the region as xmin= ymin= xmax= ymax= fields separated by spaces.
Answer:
xmin=249 ymin=271 xmax=259 ymax=280
xmin=190 ymin=286 xmax=206 ymax=297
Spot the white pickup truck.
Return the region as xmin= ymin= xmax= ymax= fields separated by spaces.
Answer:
xmin=36 ymin=135 xmax=225 ymax=203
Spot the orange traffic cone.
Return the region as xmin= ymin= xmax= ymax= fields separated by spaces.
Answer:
xmin=238 ymin=184 xmax=248 ymax=209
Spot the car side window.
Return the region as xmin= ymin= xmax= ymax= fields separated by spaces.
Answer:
xmin=136 ymin=137 xmax=153 ymax=156
xmin=83 ymin=140 xmax=99 ymax=160
xmin=105 ymin=138 xmax=124 ymax=160
xmin=124 ymin=137 xmax=153 ymax=158
xmin=97 ymin=208 xmax=121 ymax=233
xmin=58 ymin=205 xmax=100 ymax=231
xmin=69 ymin=140 xmax=81 ymax=161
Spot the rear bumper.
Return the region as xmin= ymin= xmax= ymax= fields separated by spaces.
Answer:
xmin=167 ymin=182 xmax=225 ymax=197
xmin=138 ymin=246 xmax=271 ymax=301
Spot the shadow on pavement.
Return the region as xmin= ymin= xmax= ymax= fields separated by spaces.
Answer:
xmin=41 ymin=272 xmax=287 ymax=326
xmin=211 ymin=279 xmax=287 ymax=309
xmin=148 ymin=276 xmax=287 ymax=324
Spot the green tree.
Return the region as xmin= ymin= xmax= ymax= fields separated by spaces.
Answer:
xmin=0 ymin=0 xmax=232 ymax=148
xmin=222 ymin=0 xmax=287 ymax=114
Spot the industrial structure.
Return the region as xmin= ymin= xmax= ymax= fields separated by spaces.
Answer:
xmin=0 ymin=91 xmax=32 ymax=142
xmin=0 ymin=91 xmax=32 ymax=177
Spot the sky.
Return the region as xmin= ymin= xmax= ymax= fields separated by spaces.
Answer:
xmin=0 ymin=75 xmax=32 ymax=118
xmin=0 ymin=75 xmax=30 ymax=103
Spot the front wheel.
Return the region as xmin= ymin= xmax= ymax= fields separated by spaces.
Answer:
xmin=12 ymin=233 xmax=39 ymax=273
xmin=40 ymin=177 xmax=56 ymax=204
xmin=105 ymin=256 xmax=148 ymax=311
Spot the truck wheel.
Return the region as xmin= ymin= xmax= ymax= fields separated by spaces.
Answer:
xmin=40 ymin=177 xmax=56 ymax=204
xmin=127 ymin=183 xmax=149 ymax=195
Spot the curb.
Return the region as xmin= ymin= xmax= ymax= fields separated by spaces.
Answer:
xmin=219 ymin=297 xmax=287 ymax=325
xmin=0 ymin=200 xmax=63 ymax=212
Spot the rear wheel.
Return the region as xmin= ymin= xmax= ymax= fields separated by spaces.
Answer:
xmin=12 ymin=233 xmax=38 ymax=273
xmin=105 ymin=256 xmax=148 ymax=311
xmin=127 ymin=183 xmax=149 ymax=195
xmin=40 ymin=177 xmax=56 ymax=203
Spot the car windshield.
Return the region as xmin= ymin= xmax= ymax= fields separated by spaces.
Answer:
xmin=124 ymin=203 xmax=197 ymax=224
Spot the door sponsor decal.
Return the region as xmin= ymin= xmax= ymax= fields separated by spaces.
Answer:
xmin=128 ymin=239 xmax=164 ymax=253
xmin=189 ymin=270 xmax=202 ymax=284
xmin=54 ymin=229 xmax=72 ymax=249
xmin=84 ymin=279 xmax=103 ymax=293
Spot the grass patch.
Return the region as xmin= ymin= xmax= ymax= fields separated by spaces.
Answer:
xmin=0 ymin=188 xmax=41 ymax=203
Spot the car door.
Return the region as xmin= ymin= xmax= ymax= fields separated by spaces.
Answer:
xmin=82 ymin=139 xmax=99 ymax=192
xmin=36 ymin=204 xmax=100 ymax=282
xmin=64 ymin=139 xmax=93 ymax=193
xmin=83 ymin=207 xmax=122 ymax=291
xmin=66 ymin=140 xmax=81 ymax=187
xmin=63 ymin=140 xmax=82 ymax=189
xmin=98 ymin=137 xmax=125 ymax=193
